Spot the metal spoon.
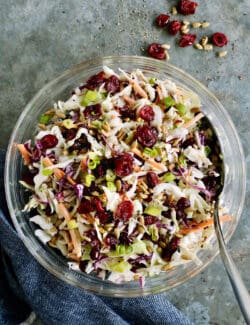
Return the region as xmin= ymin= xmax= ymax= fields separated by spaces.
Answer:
xmin=214 ymin=199 xmax=250 ymax=324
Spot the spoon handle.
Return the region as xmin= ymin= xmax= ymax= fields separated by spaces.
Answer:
xmin=214 ymin=204 xmax=250 ymax=324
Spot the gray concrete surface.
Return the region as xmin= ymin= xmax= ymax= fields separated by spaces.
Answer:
xmin=1 ymin=0 xmax=249 ymax=324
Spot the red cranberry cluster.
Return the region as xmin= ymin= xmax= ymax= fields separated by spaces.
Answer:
xmin=148 ymin=0 xmax=228 ymax=59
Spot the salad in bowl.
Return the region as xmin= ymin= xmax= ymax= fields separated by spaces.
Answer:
xmin=17 ymin=66 xmax=228 ymax=285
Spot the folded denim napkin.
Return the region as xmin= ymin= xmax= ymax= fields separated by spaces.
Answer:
xmin=0 ymin=149 xmax=192 ymax=325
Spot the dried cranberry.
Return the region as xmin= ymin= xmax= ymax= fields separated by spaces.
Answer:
xmin=202 ymin=175 xmax=218 ymax=191
xmin=179 ymin=0 xmax=198 ymax=15
xmin=114 ymin=153 xmax=134 ymax=177
xmin=90 ymin=246 xmax=100 ymax=260
xmin=135 ymin=125 xmax=158 ymax=148
xmin=115 ymin=200 xmax=134 ymax=222
xmin=163 ymin=237 xmax=180 ymax=261
xmin=144 ymin=215 xmax=158 ymax=225
xmin=61 ymin=127 xmax=77 ymax=141
xmin=92 ymin=197 xmax=104 ymax=212
xmin=148 ymin=43 xmax=166 ymax=60
xmin=211 ymin=32 xmax=228 ymax=47
xmin=22 ymin=170 xmax=35 ymax=186
xmin=176 ymin=209 xmax=186 ymax=220
xmin=181 ymin=137 xmax=195 ymax=148
xmin=77 ymin=199 xmax=94 ymax=214
xmin=68 ymin=134 xmax=90 ymax=153
xmin=105 ymin=75 xmax=120 ymax=94
xmin=79 ymin=260 xmax=88 ymax=272
xmin=84 ymin=104 xmax=102 ymax=120
xmin=167 ymin=21 xmax=181 ymax=35
xmin=139 ymin=106 xmax=155 ymax=122
xmin=40 ymin=134 xmax=58 ymax=149
xmin=119 ymin=231 xmax=134 ymax=245
xmin=179 ymin=34 xmax=196 ymax=47
xmin=97 ymin=211 xmax=112 ymax=224
xmin=177 ymin=197 xmax=191 ymax=210
xmin=146 ymin=172 xmax=159 ymax=188
xmin=85 ymin=71 xmax=106 ymax=90
xmin=156 ymin=14 xmax=170 ymax=27
xmin=118 ymin=105 xmax=136 ymax=119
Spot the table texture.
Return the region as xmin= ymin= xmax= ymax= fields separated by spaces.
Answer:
xmin=0 ymin=0 xmax=249 ymax=324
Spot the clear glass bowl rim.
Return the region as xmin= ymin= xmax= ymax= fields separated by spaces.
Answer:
xmin=5 ymin=55 xmax=246 ymax=297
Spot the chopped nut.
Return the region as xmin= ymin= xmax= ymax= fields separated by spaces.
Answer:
xmin=147 ymin=246 xmax=153 ymax=253
xmin=98 ymin=227 xmax=106 ymax=234
xmin=162 ymin=44 xmax=171 ymax=50
xmin=55 ymin=111 xmax=66 ymax=119
xmin=115 ymin=179 xmax=122 ymax=192
xmin=138 ymin=225 xmax=145 ymax=234
xmin=45 ymin=108 xmax=55 ymax=115
xmin=217 ymin=50 xmax=228 ymax=57
xmin=138 ymin=215 xmax=145 ymax=225
xmin=182 ymin=20 xmax=190 ymax=26
xmin=201 ymin=21 xmax=210 ymax=28
xmin=191 ymin=107 xmax=201 ymax=113
xmin=157 ymin=246 xmax=162 ymax=254
xmin=38 ymin=123 xmax=47 ymax=130
xmin=114 ymin=227 xmax=120 ymax=239
xmin=181 ymin=28 xmax=189 ymax=34
xmin=165 ymin=50 xmax=170 ymax=61
xmin=82 ymin=235 xmax=91 ymax=242
xmin=201 ymin=36 xmax=208 ymax=47
xmin=194 ymin=43 xmax=203 ymax=50
xmin=204 ymin=44 xmax=213 ymax=51
xmin=102 ymin=121 xmax=110 ymax=132
xmin=171 ymin=6 xmax=178 ymax=15
xmin=161 ymin=264 xmax=174 ymax=271
xmin=192 ymin=22 xmax=201 ymax=28
xmin=159 ymin=240 xmax=167 ymax=248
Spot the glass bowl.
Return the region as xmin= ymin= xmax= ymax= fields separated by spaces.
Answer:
xmin=5 ymin=56 xmax=246 ymax=297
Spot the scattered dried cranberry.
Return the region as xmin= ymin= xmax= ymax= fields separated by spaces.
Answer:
xmin=85 ymin=71 xmax=106 ymax=90
xmin=179 ymin=0 xmax=198 ymax=15
xmin=77 ymin=199 xmax=94 ymax=214
xmin=91 ymin=197 xmax=104 ymax=212
xmin=90 ymin=246 xmax=101 ymax=260
xmin=139 ymin=105 xmax=155 ymax=122
xmin=162 ymin=237 xmax=180 ymax=261
xmin=119 ymin=181 xmax=131 ymax=193
xmin=167 ymin=21 xmax=182 ymax=35
xmin=148 ymin=43 xmax=166 ymax=60
xmin=105 ymin=75 xmax=120 ymax=93
xmin=84 ymin=103 xmax=102 ymax=120
xmin=40 ymin=134 xmax=58 ymax=149
xmin=118 ymin=105 xmax=136 ymax=119
xmin=97 ymin=211 xmax=112 ymax=224
xmin=156 ymin=14 xmax=170 ymax=27
xmin=114 ymin=153 xmax=134 ymax=177
xmin=119 ymin=231 xmax=134 ymax=245
xmin=61 ymin=127 xmax=77 ymax=141
xmin=179 ymin=34 xmax=197 ymax=47
xmin=177 ymin=197 xmax=191 ymax=210
xmin=211 ymin=32 xmax=228 ymax=47
xmin=79 ymin=260 xmax=88 ymax=272
xmin=144 ymin=215 xmax=158 ymax=225
xmin=146 ymin=172 xmax=159 ymax=188
xmin=135 ymin=125 xmax=158 ymax=148
xmin=181 ymin=137 xmax=195 ymax=149
xmin=115 ymin=200 xmax=134 ymax=222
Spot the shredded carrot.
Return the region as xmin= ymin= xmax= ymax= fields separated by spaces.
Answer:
xmin=182 ymin=112 xmax=204 ymax=129
xmin=58 ymin=202 xmax=71 ymax=221
xmin=131 ymin=147 xmax=166 ymax=172
xmin=130 ymin=80 xmax=148 ymax=99
xmin=43 ymin=157 xmax=76 ymax=185
xmin=58 ymin=202 xmax=81 ymax=257
xmin=80 ymin=213 xmax=95 ymax=224
xmin=69 ymin=229 xmax=82 ymax=258
xmin=122 ymin=95 xmax=136 ymax=106
xmin=179 ymin=215 xmax=233 ymax=235
xmin=17 ymin=144 xmax=31 ymax=165
xmin=156 ymin=86 xmax=163 ymax=101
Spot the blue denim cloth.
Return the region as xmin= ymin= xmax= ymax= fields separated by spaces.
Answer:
xmin=0 ymin=149 xmax=192 ymax=325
